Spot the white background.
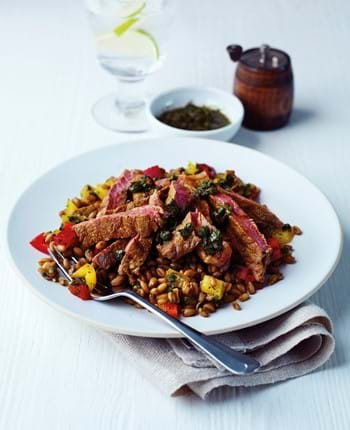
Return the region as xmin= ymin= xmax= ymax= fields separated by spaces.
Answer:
xmin=1 ymin=0 xmax=350 ymax=428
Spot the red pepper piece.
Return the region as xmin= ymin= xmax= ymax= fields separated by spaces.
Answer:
xmin=68 ymin=283 xmax=91 ymax=300
xmin=160 ymin=303 xmax=179 ymax=318
xmin=143 ymin=165 xmax=165 ymax=179
xmin=235 ymin=266 xmax=256 ymax=283
xmin=29 ymin=232 xmax=49 ymax=254
xmin=53 ymin=222 xmax=77 ymax=249
xmin=268 ymin=238 xmax=282 ymax=261
xmin=197 ymin=163 xmax=216 ymax=179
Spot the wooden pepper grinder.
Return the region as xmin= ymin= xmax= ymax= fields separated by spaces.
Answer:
xmin=227 ymin=44 xmax=294 ymax=130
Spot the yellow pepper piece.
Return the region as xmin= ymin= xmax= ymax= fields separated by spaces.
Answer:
xmin=94 ymin=184 xmax=109 ymax=200
xmin=60 ymin=199 xmax=78 ymax=222
xmin=186 ymin=161 xmax=198 ymax=175
xmin=272 ymin=228 xmax=295 ymax=245
xmin=200 ymin=275 xmax=225 ymax=300
xmin=213 ymin=173 xmax=225 ymax=184
xmin=80 ymin=184 xmax=95 ymax=203
xmin=104 ymin=177 xmax=115 ymax=187
xmin=72 ymin=263 xmax=97 ymax=291
xmin=66 ymin=199 xmax=78 ymax=215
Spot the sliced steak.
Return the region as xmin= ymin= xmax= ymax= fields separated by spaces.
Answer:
xmin=165 ymin=179 xmax=193 ymax=210
xmin=191 ymin=212 xmax=232 ymax=269
xmin=149 ymin=188 xmax=165 ymax=208
xmin=193 ymin=199 xmax=212 ymax=222
xmin=92 ymin=239 xmax=129 ymax=269
xmin=118 ymin=235 xmax=152 ymax=276
xmin=219 ymin=188 xmax=283 ymax=233
xmin=157 ymin=212 xmax=200 ymax=260
xmin=73 ymin=205 xmax=164 ymax=248
xmin=210 ymin=194 xmax=271 ymax=281
xmin=155 ymin=177 xmax=171 ymax=188
xmin=98 ymin=169 xmax=143 ymax=215
xmin=104 ymin=197 xmax=150 ymax=216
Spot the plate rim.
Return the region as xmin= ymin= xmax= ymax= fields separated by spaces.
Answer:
xmin=5 ymin=137 xmax=343 ymax=337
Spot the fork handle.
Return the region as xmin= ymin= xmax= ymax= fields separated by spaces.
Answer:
xmin=119 ymin=290 xmax=260 ymax=375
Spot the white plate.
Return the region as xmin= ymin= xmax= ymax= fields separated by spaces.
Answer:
xmin=6 ymin=138 xmax=342 ymax=337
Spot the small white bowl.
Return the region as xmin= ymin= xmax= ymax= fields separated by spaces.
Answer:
xmin=147 ymin=86 xmax=244 ymax=141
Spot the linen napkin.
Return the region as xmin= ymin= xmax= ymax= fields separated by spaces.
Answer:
xmin=106 ymin=302 xmax=334 ymax=399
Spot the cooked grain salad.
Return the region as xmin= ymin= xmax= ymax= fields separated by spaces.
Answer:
xmin=30 ymin=162 xmax=301 ymax=318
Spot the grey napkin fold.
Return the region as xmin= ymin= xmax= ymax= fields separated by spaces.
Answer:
xmin=107 ymin=302 xmax=334 ymax=399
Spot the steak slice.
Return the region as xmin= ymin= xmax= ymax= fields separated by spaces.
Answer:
xmin=104 ymin=197 xmax=150 ymax=216
xmin=98 ymin=169 xmax=143 ymax=215
xmin=92 ymin=239 xmax=129 ymax=269
xmin=118 ymin=235 xmax=152 ymax=276
xmin=165 ymin=179 xmax=193 ymax=210
xmin=73 ymin=205 xmax=164 ymax=248
xmin=210 ymin=194 xmax=271 ymax=281
xmin=191 ymin=211 xmax=232 ymax=269
xmin=219 ymin=188 xmax=283 ymax=233
xmin=193 ymin=199 xmax=212 ymax=223
xmin=157 ymin=212 xmax=200 ymax=261
xmin=155 ymin=177 xmax=171 ymax=188
xmin=149 ymin=188 xmax=166 ymax=208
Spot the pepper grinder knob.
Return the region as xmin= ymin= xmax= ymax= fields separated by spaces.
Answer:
xmin=226 ymin=45 xmax=243 ymax=62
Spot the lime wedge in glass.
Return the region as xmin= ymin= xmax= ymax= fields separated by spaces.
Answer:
xmin=126 ymin=2 xmax=146 ymax=18
xmin=96 ymin=29 xmax=159 ymax=60
xmin=135 ymin=28 xmax=160 ymax=59
xmin=109 ymin=2 xmax=159 ymax=60
xmin=113 ymin=17 xmax=139 ymax=36
xmin=113 ymin=2 xmax=146 ymax=36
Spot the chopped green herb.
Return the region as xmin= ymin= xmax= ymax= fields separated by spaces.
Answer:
xmin=179 ymin=223 xmax=193 ymax=239
xmin=68 ymin=215 xmax=82 ymax=224
xmin=157 ymin=103 xmax=231 ymax=131
xmin=198 ymin=226 xmax=223 ymax=255
xmin=167 ymin=272 xmax=177 ymax=283
xmin=128 ymin=176 xmax=154 ymax=193
xmin=164 ymin=200 xmax=181 ymax=230
xmin=167 ymin=272 xmax=177 ymax=291
xmin=238 ymin=183 xmax=254 ymax=197
xmin=115 ymin=250 xmax=125 ymax=263
xmin=217 ymin=171 xmax=236 ymax=189
xmin=195 ymin=180 xmax=217 ymax=197
xmin=212 ymin=206 xmax=230 ymax=226
xmin=159 ymin=230 xmax=172 ymax=242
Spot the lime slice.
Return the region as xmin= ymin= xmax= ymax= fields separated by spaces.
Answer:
xmin=108 ymin=2 xmax=159 ymax=60
xmin=96 ymin=30 xmax=159 ymax=60
xmin=126 ymin=2 xmax=146 ymax=18
xmin=113 ymin=17 xmax=139 ymax=36
xmin=113 ymin=2 xmax=146 ymax=36
xmin=135 ymin=28 xmax=160 ymax=59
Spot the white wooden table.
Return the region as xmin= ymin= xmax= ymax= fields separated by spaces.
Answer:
xmin=1 ymin=0 xmax=350 ymax=428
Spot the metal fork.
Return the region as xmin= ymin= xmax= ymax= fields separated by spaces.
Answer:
xmin=48 ymin=247 xmax=260 ymax=375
